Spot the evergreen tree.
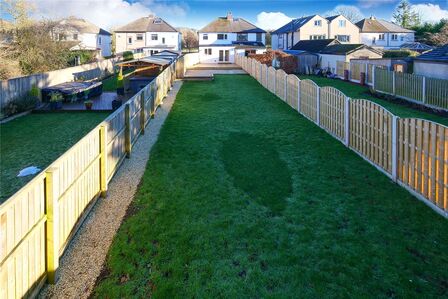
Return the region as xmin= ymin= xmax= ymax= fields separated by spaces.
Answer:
xmin=393 ymin=0 xmax=420 ymax=28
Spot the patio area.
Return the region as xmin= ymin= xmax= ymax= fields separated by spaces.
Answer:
xmin=185 ymin=63 xmax=246 ymax=80
xmin=35 ymin=92 xmax=126 ymax=111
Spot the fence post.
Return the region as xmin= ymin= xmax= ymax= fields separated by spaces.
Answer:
xmin=392 ymin=71 xmax=396 ymax=95
xmin=297 ymin=80 xmax=301 ymax=113
xmin=99 ymin=125 xmax=108 ymax=198
xmin=266 ymin=66 xmax=268 ymax=85
xmin=365 ymin=64 xmax=369 ymax=83
xmin=422 ymin=76 xmax=426 ymax=104
xmin=140 ymin=92 xmax=145 ymax=135
xmin=284 ymin=74 xmax=288 ymax=101
xmin=316 ymin=86 xmax=320 ymax=125
xmin=372 ymin=66 xmax=376 ymax=90
xmin=391 ymin=116 xmax=398 ymax=182
xmin=344 ymin=97 xmax=350 ymax=146
xmin=125 ymin=103 xmax=131 ymax=158
xmin=45 ymin=167 xmax=59 ymax=284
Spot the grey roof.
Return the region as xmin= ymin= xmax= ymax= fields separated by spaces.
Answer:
xmin=57 ymin=17 xmax=111 ymax=35
xmin=400 ymin=42 xmax=433 ymax=51
xmin=414 ymin=44 xmax=448 ymax=63
xmin=291 ymin=39 xmax=340 ymax=52
xmin=356 ymin=17 xmax=414 ymax=33
xmin=115 ymin=16 xmax=178 ymax=33
xmin=116 ymin=56 xmax=171 ymax=66
xmin=272 ymin=15 xmax=318 ymax=34
xmin=199 ymin=16 xmax=265 ymax=33
xmin=325 ymin=15 xmax=340 ymax=22
xmin=320 ymin=44 xmax=383 ymax=55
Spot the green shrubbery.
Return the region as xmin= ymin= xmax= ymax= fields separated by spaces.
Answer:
xmin=123 ymin=51 xmax=134 ymax=61
xmin=383 ymin=50 xmax=419 ymax=58
xmin=1 ymin=85 xmax=40 ymax=119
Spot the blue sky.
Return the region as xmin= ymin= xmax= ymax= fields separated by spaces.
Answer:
xmin=2 ymin=0 xmax=448 ymax=30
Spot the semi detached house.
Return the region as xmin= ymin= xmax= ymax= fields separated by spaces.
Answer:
xmin=199 ymin=12 xmax=266 ymax=64
xmin=114 ymin=15 xmax=181 ymax=56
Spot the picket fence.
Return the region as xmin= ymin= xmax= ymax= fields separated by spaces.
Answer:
xmin=237 ymin=55 xmax=448 ymax=219
xmin=0 ymin=57 xmax=178 ymax=298
xmin=336 ymin=61 xmax=448 ymax=111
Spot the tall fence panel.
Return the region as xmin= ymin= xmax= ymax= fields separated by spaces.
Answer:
xmin=268 ymin=67 xmax=276 ymax=94
xmin=287 ymin=75 xmax=300 ymax=110
xmin=275 ymin=69 xmax=287 ymax=101
xmin=395 ymin=72 xmax=424 ymax=103
xmin=299 ymin=80 xmax=318 ymax=122
xmin=319 ymin=87 xmax=347 ymax=141
xmin=350 ymin=100 xmax=394 ymax=174
xmin=374 ymin=67 xmax=394 ymax=94
xmin=397 ymin=119 xmax=447 ymax=211
xmin=261 ymin=64 xmax=268 ymax=88
xmin=426 ymin=77 xmax=448 ymax=110
xmin=336 ymin=61 xmax=349 ymax=78
xmin=350 ymin=63 xmax=362 ymax=82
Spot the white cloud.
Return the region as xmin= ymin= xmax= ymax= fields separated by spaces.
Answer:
xmin=358 ymin=0 xmax=395 ymax=8
xmin=29 ymin=0 xmax=187 ymax=30
xmin=255 ymin=12 xmax=292 ymax=31
xmin=411 ymin=3 xmax=448 ymax=23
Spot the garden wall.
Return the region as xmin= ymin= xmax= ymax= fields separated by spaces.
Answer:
xmin=237 ymin=54 xmax=448 ymax=219
xmin=0 ymin=58 xmax=120 ymax=108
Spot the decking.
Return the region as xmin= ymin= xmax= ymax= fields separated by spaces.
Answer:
xmin=35 ymin=92 xmax=127 ymax=111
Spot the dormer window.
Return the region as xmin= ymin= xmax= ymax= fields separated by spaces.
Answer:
xmin=153 ymin=18 xmax=162 ymax=24
xmin=314 ymin=20 xmax=322 ymax=27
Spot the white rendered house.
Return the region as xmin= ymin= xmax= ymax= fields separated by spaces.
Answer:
xmin=55 ymin=17 xmax=112 ymax=57
xmin=356 ymin=17 xmax=415 ymax=49
xmin=115 ymin=15 xmax=181 ymax=56
xmin=198 ymin=12 xmax=266 ymax=64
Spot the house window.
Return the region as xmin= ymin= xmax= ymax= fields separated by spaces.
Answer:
xmin=162 ymin=37 xmax=165 ymax=44
xmin=73 ymin=33 xmax=78 ymax=40
xmin=310 ymin=35 xmax=326 ymax=40
xmin=339 ymin=20 xmax=346 ymax=27
xmin=136 ymin=34 xmax=143 ymax=41
xmin=400 ymin=36 xmax=404 ymax=41
xmin=151 ymin=34 xmax=158 ymax=41
xmin=256 ymin=33 xmax=262 ymax=42
xmin=217 ymin=33 xmax=228 ymax=40
xmin=336 ymin=35 xmax=350 ymax=42
xmin=391 ymin=34 xmax=398 ymax=41
xmin=128 ymin=37 xmax=132 ymax=44
xmin=58 ymin=33 xmax=66 ymax=41
xmin=98 ymin=36 xmax=102 ymax=45
xmin=314 ymin=20 xmax=322 ymax=27
xmin=203 ymin=34 xmax=208 ymax=40
xmin=204 ymin=48 xmax=212 ymax=55
xmin=237 ymin=33 xmax=248 ymax=41
xmin=278 ymin=34 xmax=284 ymax=48
xmin=379 ymin=34 xmax=385 ymax=40
xmin=153 ymin=18 xmax=162 ymax=24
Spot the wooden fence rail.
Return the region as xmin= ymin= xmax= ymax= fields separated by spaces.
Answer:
xmin=0 ymin=61 xmax=176 ymax=298
xmin=237 ymin=55 xmax=448 ymax=219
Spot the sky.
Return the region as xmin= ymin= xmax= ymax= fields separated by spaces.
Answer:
xmin=2 ymin=0 xmax=448 ymax=30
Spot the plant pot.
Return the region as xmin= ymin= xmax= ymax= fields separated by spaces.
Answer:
xmin=85 ymin=102 xmax=93 ymax=110
xmin=50 ymin=101 xmax=62 ymax=110
xmin=117 ymin=87 xmax=125 ymax=95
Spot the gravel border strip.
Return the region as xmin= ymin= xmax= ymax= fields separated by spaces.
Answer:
xmin=39 ymin=81 xmax=183 ymax=299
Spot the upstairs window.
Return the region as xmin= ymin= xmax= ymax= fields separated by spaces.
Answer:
xmin=151 ymin=34 xmax=158 ymax=41
xmin=237 ymin=33 xmax=248 ymax=41
xmin=256 ymin=33 xmax=262 ymax=42
xmin=128 ymin=37 xmax=132 ymax=44
xmin=391 ymin=34 xmax=398 ymax=41
xmin=136 ymin=34 xmax=143 ymax=41
xmin=336 ymin=35 xmax=350 ymax=42
xmin=379 ymin=34 xmax=385 ymax=40
xmin=314 ymin=20 xmax=322 ymax=27
xmin=217 ymin=33 xmax=228 ymax=40
xmin=339 ymin=20 xmax=346 ymax=27
xmin=98 ymin=36 xmax=102 ymax=45
xmin=162 ymin=37 xmax=166 ymax=44
xmin=203 ymin=34 xmax=208 ymax=40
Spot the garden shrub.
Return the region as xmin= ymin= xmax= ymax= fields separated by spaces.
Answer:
xmin=123 ymin=51 xmax=134 ymax=61
xmin=1 ymin=93 xmax=39 ymax=118
xmin=383 ymin=50 xmax=419 ymax=58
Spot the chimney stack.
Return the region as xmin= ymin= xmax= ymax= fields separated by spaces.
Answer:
xmin=227 ymin=12 xmax=233 ymax=21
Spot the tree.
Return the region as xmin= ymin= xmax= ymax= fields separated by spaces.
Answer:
xmin=427 ymin=22 xmax=448 ymax=46
xmin=326 ymin=5 xmax=364 ymax=23
xmin=412 ymin=19 xmax=448 ymax=45
xmin=393 ymin=0 xmax=420 ymax=28
xmin=179 ymin=28 xmax=198 ymax=52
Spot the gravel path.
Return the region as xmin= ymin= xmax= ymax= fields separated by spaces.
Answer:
xmin=39 ymin=81 xmax=183 ymax=299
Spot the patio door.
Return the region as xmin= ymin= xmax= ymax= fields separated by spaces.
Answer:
xmin=219 ymin=50 xmax=230 ymax=62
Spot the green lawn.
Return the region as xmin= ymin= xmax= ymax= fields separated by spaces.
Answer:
xmin=94 ymin=75 xmax=448 ymax=298
xmin=0 ymin=112 xmax=109 ymax=202
xmin=298 ymin=75 xmax=448 ymax=126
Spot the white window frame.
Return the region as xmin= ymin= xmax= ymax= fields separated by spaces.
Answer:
xmin=379 ymin=34 xmax=385 ymax=41
xmin=151 ymin=34 xmax=158 ymax=41
xmin=217 ymin=33 xmax=227 ymax=40
xmin=128 ymin=36 xmax=132 ymax=44
xmin=98 ymin=36 xmax=102 ymax=45
xmin=391 ymin=34 xmax=398 ymax=41
xmin=204 ymin=48 xmax=212 ymax=55
xmin=314 ymin=20 xmax=322 ymax=27
xmin=136 ymin=34 xmax=143 ymax=41
xmin=203 ymin=34 xmax=208 ymax=40
xmin=339 ymin=20 xmax=346 ymax=27
xmin=336 ymin=35 xmax=350 ymax=42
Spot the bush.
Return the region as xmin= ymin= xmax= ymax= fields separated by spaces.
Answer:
xmin=123 ymin=51 xmax=134 ymax=61
xmin=383 ymin=50 xmax=419 ymax=58
xmin=1 ymin=93 xmax=39 ymax=118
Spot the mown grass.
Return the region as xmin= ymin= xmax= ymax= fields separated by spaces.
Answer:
xmin=94 ymin=75 xmax=448 ymax=298
xmin=0 ymin=112 xmax=109 ymax=202
xmin=298 ymin=75 xmax=448 ymax=126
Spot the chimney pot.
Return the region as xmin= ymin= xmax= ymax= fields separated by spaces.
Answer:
xmin=227 ymin=12 xmax=233 ymax=21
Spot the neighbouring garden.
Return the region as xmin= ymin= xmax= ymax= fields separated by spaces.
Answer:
xmin=94 ymin=75 xmax=448 ymax=298
xmin=298 ymin=75 xmax=448 ymax=126
xmin=0 ymin=112 xmax=109 ymax=202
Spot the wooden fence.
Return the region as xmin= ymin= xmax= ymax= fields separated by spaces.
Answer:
xmin=236 ymin=55 xmax=448 ymax=219
xmin=0 ymin=61 xmax=176 ymax=298
xmin=336 ymin=61 xmax=448 ymax=111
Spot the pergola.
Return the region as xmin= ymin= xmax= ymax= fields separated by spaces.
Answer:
xmin=116 ymin=57 xmax=172 ymax=77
